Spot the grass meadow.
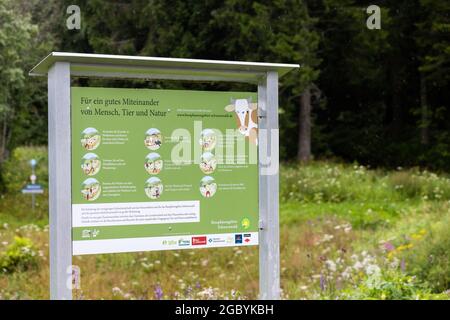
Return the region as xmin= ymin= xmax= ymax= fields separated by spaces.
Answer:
xmin=0 ymin=153 xmax=449 ymax=299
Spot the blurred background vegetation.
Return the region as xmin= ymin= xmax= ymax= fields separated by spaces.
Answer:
xmin=0 ymin=0 xmax=449 ymax=172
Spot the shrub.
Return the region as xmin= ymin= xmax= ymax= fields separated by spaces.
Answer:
xmin=339 ymin=270 xmax=448 ymax=300
xmin=402 ymin=215 xmax=450 ymax=293
xmin=1 ymin=146 xmax=48 ymax=193
xmin=0 ymin=236 xmax=40 ymax=273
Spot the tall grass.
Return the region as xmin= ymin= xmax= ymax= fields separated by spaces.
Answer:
xmin=281 ymin=162 xmax=450 ymax=204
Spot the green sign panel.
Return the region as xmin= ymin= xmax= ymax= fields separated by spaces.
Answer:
xmin=71 ymin=87 xmax=259 ymax=254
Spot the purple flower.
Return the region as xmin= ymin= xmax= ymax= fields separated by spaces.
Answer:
xmin=154 ymin=284 xmax=163 ymax=300
xmin=185 ymin=286 xmax=193 ymax=297
xmin=384 ymin=242 xmax=395 ymax=252
xmin=320 ymin=274 xmax=326 ymax=291
xmin=400 ymin=259 xmax=406 ymax=272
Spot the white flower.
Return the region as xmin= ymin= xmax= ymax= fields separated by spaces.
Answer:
xmin=325 ymin=260 xmax=337 ymax=272
xmin=341 ymin=267 xmax=353 ymax=279
xmin=112 ymin=287 xmax=122 ymax=295
xmin=365 ymin=264 xmax=381 ymax=276
xmin=353 ymin=261 xmax=363 ymax=270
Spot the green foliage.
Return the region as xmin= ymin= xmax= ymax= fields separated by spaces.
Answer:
xmin=416 ymin=0 xmax=450 ymax=83
xmin=2 ymin=146 xmax=48 ymax=193
xmin=402 ymin=215 xmax=450 ymax=293
xmin=281 ymin=162 xmax=393 ymax=203
xmin=0 ymin=0 xmax=54 ymax=158
xmin=0 ymin=1 xmax=37 ymax=92
xmin=0 ymin=236 xmax=39 ymax=273
xmin=281 ymin=162 xmax=450 ymax=204
xmin=389 ymin=170 xmax=450 ymax=201
xmin=279 ymin=162 xmax=450 ymax=230
xmin=339 ymin=270 xmax=448 ymax=300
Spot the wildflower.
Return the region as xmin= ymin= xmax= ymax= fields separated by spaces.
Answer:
xmin=397 ymin=243 xmax=413 ymax=251
xmin=411 ymin=233 xmax=423 ymax=240
xmin=197 ymin=287 xmax=218 ymax=299
xmin=400 ymin=259 xmax=406 ymax=272
xmin=112 ymin=287 xmax=123 ymax=295
xmin=365 ymin=264 xmax=381 ymax=276
xmin=341 ymin=267 xmax=352 ymax=280
xmin=383 ymin=241 xmax=395 ymax=252
xmin=201 ymin=259 xmax=209 ymax=267
xmin=123 ymin=293 xmax=133 ymax=300
xmin=141 ymin=262 xmax=153 ymax=269
xmin=353 ymin=261 xmax=363 ymax=270
xmin=320 ymin=274 xmax=326 ymax=291
xmin=325 ymin=260 xmax=337 ymax=272
xmin=387 ymin=251 xmax=396 ymax=259
xmin=154 ymin=284 xmax=163 ymax=300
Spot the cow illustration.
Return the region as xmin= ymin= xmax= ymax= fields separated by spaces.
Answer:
xmin=224 ymin=98 xmax=258 ymax=145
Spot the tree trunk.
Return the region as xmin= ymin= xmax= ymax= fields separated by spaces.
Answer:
xmin=0 ymin=113 xmax=7 ymax=163
xmin=298 ymin=86 xmax=312 ymax=163
xmin=391 ymin=67 xmax=403 ymax=137
xmin=420 ymin=76 xmax=429 ymax=145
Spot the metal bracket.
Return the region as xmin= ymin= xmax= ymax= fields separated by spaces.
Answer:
xmin=259 ymin=219 xmax=265 ymax=230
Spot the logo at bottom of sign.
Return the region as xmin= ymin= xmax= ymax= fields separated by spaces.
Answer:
xmin=191 ymin=236 xmax=207 ymax=246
